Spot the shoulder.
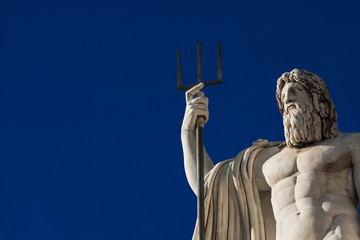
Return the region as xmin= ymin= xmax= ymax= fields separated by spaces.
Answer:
xmin=339 ymin=132 xmax=360 ymax=163
xmin=339 ymin=132 xmax=360 ymax=150
xmin=253 ymin=139 xmax=285 ymax=164
xmin=252 ymin=139 xmax=285 ymax=189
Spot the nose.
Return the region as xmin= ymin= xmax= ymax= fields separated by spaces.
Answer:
xmin=283 ymin=89 xmax=295 ymax=104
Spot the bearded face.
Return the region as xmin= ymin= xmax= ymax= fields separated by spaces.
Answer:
xmin=281 ymin=82 xmax=322 ymax=148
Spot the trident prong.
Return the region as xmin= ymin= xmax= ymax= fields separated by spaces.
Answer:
xmin=177 ymin=42 xmax=222 ymax=91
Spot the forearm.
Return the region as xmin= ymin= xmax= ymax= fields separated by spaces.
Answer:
xmin=181 ymin=129 xmax=214 ymax=195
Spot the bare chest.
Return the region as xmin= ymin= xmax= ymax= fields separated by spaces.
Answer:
xmin=263 ymin=138 xmax=351 ymax=187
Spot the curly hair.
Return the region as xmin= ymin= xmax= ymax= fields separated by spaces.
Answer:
xmin=276 ymin=69 xmax=338 ymax=139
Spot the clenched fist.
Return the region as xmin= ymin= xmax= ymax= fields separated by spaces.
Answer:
xmin=182 ymin=82 xmax=209 ymax=132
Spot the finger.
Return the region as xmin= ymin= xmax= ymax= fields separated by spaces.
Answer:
xmin=188 ymin=104 xmax=208 ymax=111
xmin=188 ymin=96 xmax=208 ymax=106
xmin=195 ymin=109 xmax=209 ymax=121
xmin=194 ymin=91 xmax=204 ymax=98
xmin=188 ymin=108 xmax=209 ymax=120
xmin=186 ymin=82 xmax=204 ymax=103
xmin=188 ymin=82 xmax=204 ymax=95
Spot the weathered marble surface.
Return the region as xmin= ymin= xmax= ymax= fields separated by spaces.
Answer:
xmin=181 ymin=69 xmax=360 ymax=240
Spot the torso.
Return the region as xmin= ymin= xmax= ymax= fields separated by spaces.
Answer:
xmin=262 ymin=136 xmax=360 ymax=240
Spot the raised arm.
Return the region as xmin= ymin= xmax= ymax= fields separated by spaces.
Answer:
xmin=181 ymin=83 xmax=214 ymax=195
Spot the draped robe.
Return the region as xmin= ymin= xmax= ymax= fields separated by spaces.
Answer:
xmin=192 ymin=141 xmax=282 ymax=240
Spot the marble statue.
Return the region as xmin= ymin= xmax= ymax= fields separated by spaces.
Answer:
xmin=181 ymin=69 xmax=360 ymax=240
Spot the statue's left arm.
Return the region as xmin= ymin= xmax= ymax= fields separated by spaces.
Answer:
xmin=343 ymin=133 xmax=360 ymax=204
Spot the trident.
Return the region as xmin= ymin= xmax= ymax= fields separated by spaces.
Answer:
xmin=177 ymin=42 xmax=222 ymax=240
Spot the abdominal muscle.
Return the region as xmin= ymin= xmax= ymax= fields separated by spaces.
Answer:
xmin=271 ymin=169 xmax=360 ymax=240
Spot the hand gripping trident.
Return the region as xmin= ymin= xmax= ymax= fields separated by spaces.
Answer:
xmin=177 ymin=42 xmax=222 ymax=240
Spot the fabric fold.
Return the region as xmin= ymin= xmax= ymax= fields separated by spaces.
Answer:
xmin=192 ymin=141 xmax=281 ymax=240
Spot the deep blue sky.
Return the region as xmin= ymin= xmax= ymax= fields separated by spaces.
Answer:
xmin=1 ymin=0 xmax=360 ymax=239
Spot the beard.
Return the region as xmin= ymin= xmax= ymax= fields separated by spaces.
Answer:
xmin=283 ymin=99 xmax=322 ymax=148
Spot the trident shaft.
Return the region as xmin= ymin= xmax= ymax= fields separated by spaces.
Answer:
xmin=177 ymin=42 xmax=222 ymax=240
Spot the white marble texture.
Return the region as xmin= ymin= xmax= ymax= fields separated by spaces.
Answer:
xmin=181 ymin=69 xmax=360 ymax=240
